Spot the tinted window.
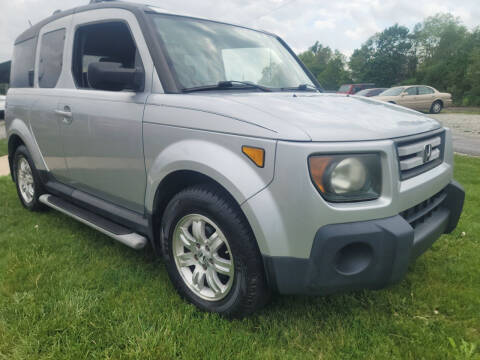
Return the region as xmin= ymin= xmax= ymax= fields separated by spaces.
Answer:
xmin=39 ymin=29 xmax=66 ymax=88
xmin=405 ymin=87 xmax=417 ymax=95
xmin=10 ymin=37 xmax=37 ymax=88
xmin=418 ymin=86 xmax=434 ymax=95
xmin=72 ymin=22 xmax=142 ymax=90
xmin=352 ymin=86 xmax=363 ymax=93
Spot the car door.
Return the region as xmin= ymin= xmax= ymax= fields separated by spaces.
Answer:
xmin=417 ymin=86 xmax=436 ymax=112
xmin=28 ymin=16 xmax=72 ymax=182
xmin=57 ymin=9 xmax=155 ymax=213
xmin=397 ymin=86 xmax=418 ymax=109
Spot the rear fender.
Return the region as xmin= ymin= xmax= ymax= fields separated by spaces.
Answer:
xmin=7 ymin=117 xmax=47 ymax=171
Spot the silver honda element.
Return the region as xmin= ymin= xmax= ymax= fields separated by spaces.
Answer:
xmin=5 ymin=0 xmax=464 ymax=317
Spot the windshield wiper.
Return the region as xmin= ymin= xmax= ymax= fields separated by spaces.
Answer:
xmin=280 ymin=84 xmax=320 ymax=92
xmin=182 ymin=80 xmax=272 ymax=93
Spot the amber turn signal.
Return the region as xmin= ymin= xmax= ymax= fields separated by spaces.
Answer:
xmin=308 ymin=156 xmax=332 ymax=193
xmin=242 ymin=146 xmax=265 ymax=168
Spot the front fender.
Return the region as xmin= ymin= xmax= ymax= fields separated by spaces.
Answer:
xmin=143 ymin=122 xmax=277 ymax=213
xmin=7 ymin=117 xmax=48 ymax=171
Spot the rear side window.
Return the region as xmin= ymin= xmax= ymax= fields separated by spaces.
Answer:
xmin=10 ymin=37 xmax=37 ymax=88
xmin=418 ymin=86 xmax=434 ymax=95
xmin=39 ymin=29 xmax=66 ymax=88
xmin=405 ymin=87 xmax=417 ymax=95
xmin=72 ymin=21 xmax=142 ymax=90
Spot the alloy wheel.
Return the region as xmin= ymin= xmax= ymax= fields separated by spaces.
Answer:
xmin=17 ymin=156 xmax=35 ymax=204
xmin=172 ymin=214 xmax=234 ymax=301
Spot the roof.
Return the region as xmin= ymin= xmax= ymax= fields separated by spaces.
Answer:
xmin=14 ymin=1 xmax=272 ymax=45
xmin=15 ymin=1 xmax=150 ymax=44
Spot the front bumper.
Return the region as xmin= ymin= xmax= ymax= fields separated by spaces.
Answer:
xmin=263 ymin=180 xmax=464 ymax=295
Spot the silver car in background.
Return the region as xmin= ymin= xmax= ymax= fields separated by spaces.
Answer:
xmin=5 ymin=0 xmax=464 ymax=317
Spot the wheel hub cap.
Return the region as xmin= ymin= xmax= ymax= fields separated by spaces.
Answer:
xmin=172 ymin=214 xmax=234 ymax=301
xmin=17 ymin=157 xmax=35 ymax=204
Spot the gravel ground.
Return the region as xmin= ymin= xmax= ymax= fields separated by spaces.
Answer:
xmin=430 ymin=113 xmax=480 ymax=156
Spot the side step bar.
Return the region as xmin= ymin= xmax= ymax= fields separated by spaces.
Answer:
xmin=39 ymin=194 xmax=147 ymax=250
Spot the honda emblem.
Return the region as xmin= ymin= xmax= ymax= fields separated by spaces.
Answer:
xmin=423 ymin=144 xmax=432 ymax=163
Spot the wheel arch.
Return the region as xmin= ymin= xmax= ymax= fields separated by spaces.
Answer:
xmin=143 ymin=134 xmax=276 ymax=256
xmin=149 ymin=169 xmax=259 ymax=257
xmin=7 ymin=134 xmax=25 ymax=181
xmin=7 ymin=118 xmax=48 ymax=175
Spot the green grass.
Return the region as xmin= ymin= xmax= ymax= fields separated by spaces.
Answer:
xmin=0 ymin=138 xmax=7 ymax=157
xmin=1 ymin=155 xmax=479 ymax=359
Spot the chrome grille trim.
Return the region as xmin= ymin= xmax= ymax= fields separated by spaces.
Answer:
xmin=395 ymin=130 xmax=445 ymax=180
xmin=397 ymin=136 xmax=441 ymax=157
xmin=400 ymin=148 xmax=440 ymax=170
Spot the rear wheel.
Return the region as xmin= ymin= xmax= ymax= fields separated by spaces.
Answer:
xmin=430 ymin=100 xmax=443 ymax=114
xmin=160 ymin=184 xmax=270 ymax=317
xmin=13 ymin=145 xmax=45 ymax=211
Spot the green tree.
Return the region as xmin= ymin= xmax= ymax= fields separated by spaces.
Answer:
xmin=413 ymin=14 xmax=475 ymax=102
xmin=298 ymin=43 xmax=351 ymax=90
xmin=349 ymin=24 xmax=415 ymax=87
xmin=463 ymin=46 xmax=480 ymax=105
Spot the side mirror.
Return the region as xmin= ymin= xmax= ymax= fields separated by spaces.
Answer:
xmin=87 ymin=62 xmax=144 ymax=92
xmin=400 ymin=93 xmax=406 ymax=97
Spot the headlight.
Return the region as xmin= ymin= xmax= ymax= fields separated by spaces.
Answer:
xmin=308 ymin=154 xmax=382 ymax=202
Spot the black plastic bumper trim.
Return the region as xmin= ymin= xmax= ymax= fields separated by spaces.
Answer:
xmin=263 ymin=180 xmax=465 ymax=295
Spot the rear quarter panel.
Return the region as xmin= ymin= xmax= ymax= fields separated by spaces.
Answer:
xmin=5 ymin=89 xmax=49 ymax=172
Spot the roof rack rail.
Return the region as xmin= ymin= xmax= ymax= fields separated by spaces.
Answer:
xmin=89 ymin=0 xmax=117 ymax=4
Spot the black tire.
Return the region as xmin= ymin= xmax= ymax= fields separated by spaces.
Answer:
xmin=430 ymin=100 xmax=443 ymax=114
xmin=160 ymin=184 xmax=270 ymax=318
xmin=13 ymin=145 xmax=46 ymax=211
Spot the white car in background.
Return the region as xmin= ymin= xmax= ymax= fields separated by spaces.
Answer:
xmin=0 ymin=95 xmax=5 ymax=119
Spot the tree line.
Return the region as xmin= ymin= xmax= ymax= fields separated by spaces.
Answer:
xmin=298 ymin=14 xmax=480 ymax=105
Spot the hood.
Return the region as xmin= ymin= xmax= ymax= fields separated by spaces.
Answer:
xmin=152 ymin=93 xmax=442 ymax=142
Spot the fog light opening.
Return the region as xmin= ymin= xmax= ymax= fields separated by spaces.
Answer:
xmin=335 ymin=242 xmax=373 ymax=276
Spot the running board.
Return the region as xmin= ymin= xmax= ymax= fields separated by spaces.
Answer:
xmin=39 ymin=194 xmax=147 ymax=250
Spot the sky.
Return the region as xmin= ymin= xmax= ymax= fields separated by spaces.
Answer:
xmin=0 ymin=0 xmax=479 ymax=63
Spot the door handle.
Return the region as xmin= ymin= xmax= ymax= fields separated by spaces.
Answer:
xmin=55 ymin=110 xmax=72 ymax=117
xmin=55 ymin=107 xmax=73 ymax=124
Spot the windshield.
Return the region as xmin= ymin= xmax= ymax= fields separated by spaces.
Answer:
xmin=379 ymin=87 xmax=404 ymax=96
xmin=149 ymin=14 xmax=315 ymax=90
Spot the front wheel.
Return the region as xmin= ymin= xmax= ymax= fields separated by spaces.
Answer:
xmin=430 ymin=100 xmax=443 ymax=114
xmin=160 ymin=184 xmax=270 ymax=317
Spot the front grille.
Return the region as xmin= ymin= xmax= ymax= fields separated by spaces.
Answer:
xmin=400 ymin=188 xmax=447 ymax=229
xmin=396 ymin=131 xmax=445 ymax=180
